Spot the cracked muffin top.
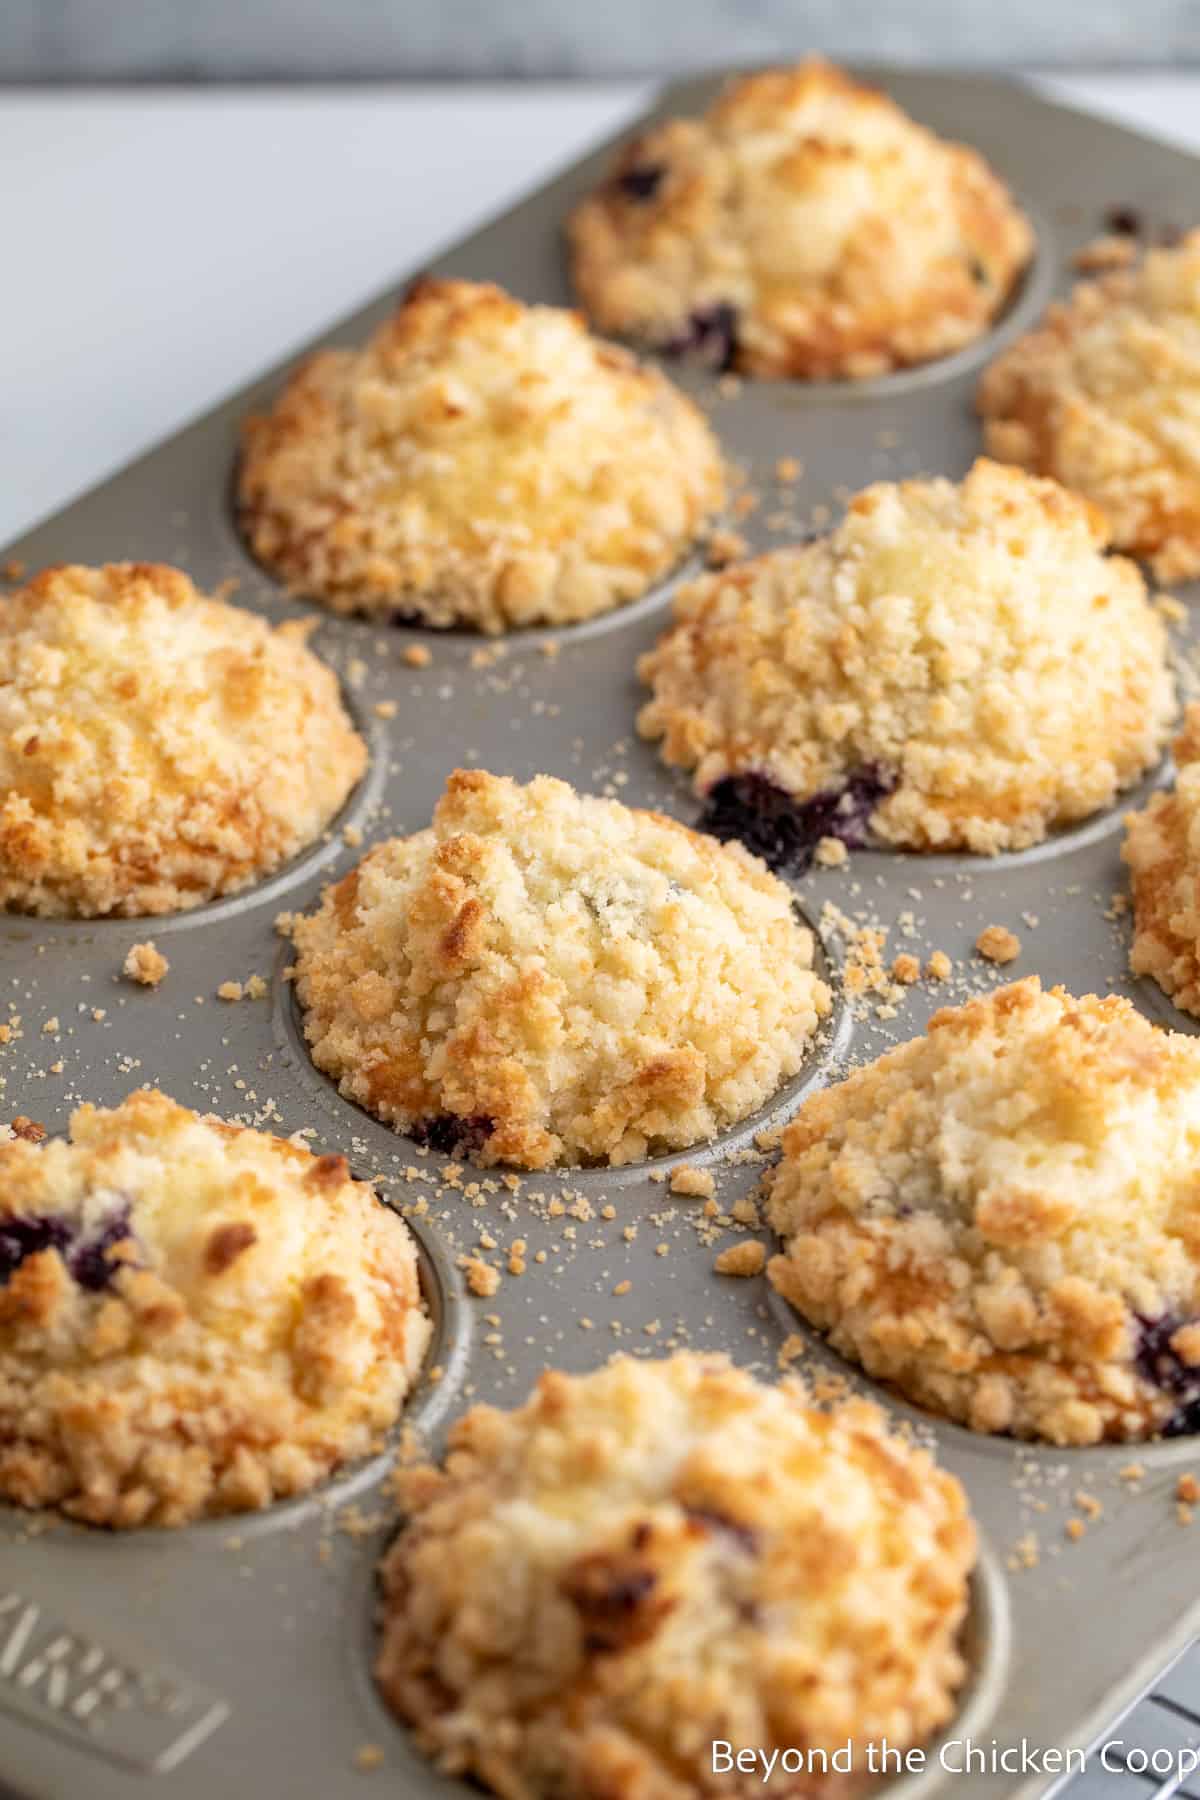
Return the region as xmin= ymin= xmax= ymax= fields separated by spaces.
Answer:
xmin=768 ymin=977 xmax=1200 ymax=1445
xmin=375 ymin=1352 xmax=975 ymax=1799
xmin=289 ymin=768 xmax=830 ymax=1169
xmin=568 ymin=59 xmax=1032 ymax=380
xmin=238 ymin=277 xmax=725 ymax=631
xmin=979 ymin=229 xmax=1200 ymax=583
xmin=0 ymin=562 xmax=366 ymax=917
xmin=638 ymin=459 xmax=1174 ymax=863
xmin=0 ymin=1089 xmax=430 ymax=1527
xmin=1125 ymin=704 xmax=1200 ymax=1016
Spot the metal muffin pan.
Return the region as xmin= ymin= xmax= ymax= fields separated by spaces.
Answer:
xmin=2 ymin=68 xmax=1199 ymax=1800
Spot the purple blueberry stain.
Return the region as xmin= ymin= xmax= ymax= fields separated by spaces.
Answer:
xmin=0 ymin=1202 xmax=136 ymax=1293
xmin=665 ymin=303 xmax=740 ymax=374
xmin=1134 ymin=1313 xmax=1200 ymax=1435
xmin=616 ymin=163 xmax=664 ymax=202
xmin=0 ymin=1215 xmax=72 ymax=1284
xmin=697 ymin=768 xmax=895 ymax=874
xmin=70 ymin=1204 xmax=137 ymax=1292
xmin=409 ymin=1115 xmax=494 ymax=1160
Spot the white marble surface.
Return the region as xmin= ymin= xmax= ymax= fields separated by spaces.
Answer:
xmin=3 ymin=74 xmax=1199 ymax=548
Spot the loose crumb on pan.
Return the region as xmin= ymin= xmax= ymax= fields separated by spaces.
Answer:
xmin=123 ymin=941 xmax=169 ymax=987
xmin=669 ymin=1164 xmax=715 ymax=1200
xmin=974 ymin=924 xmax=1021 ymax=964
xmin=713 ymin=1239 xmax=766 ymax=1277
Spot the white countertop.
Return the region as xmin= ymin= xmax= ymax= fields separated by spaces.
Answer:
xmin=4 ymin=74 xmax=1200 ymax=548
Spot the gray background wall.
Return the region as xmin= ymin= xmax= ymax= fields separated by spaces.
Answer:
xmin=2 ymin=0 xmax=1196 ymax=80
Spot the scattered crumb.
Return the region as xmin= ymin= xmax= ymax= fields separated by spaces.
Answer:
xmin=1177 ymin=1472 xmax=1199 ymax=1504
xmin=714 ymin=1240 xmax=766 ymax=1278
xmin=891 ymin=952 xmax=920 ymax=985
xmin=975 ymin=924 xmax=1021 ymax=965
xmin=402 ymin=644 xmax=432 ymax=668
xmin=216 ymin=973 xmax=268 ymax=1003
xmin=814 ymin=835 xmax=848 ymax=868
xmin=775 ymin=456 xmax=802 ymax=483
xmin=706 ymin=528 xmax=748 ymax=568
xmin=461 ymin=1256 xmax=501 ymax=1298
xmin=123 ymin=941 xmax=169 ymax=987
xmin=354 ymin=1744 xmax=386 ymax=1772
xmin=374 ymin=700 xmax=398 ymax=719
xmin=669 ymin=1164 xmax=715 ymax=1200
xmin=1072 ymin=233 xmax=1138 ymax=272
xmin=1065 ymin=1517 xmax=1086 ymax=1542
xmin=343 ymin=824 xmax=364 ymax=848
xmin=926 ymin=950 xmax=953 ymax=981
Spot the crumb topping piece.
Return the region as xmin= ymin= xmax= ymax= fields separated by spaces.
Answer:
xmin=639 ymin=460 xmax=1173 ymax=859
xmin=291 ymin=768 xmax=830 ymax=1169
xmin=123 ymin=941 xmax=169 ymax=987
xmin=769 ymin=977 xmax=1200 ymax=1444
xmin=239 ymin=277 xmax=725 ymax=632
xmin=569 ymin=58 xmax=1032 ymax=380
xmin=375 ymin=1353 xmax=975 ymax=1798
xmin=0 ymin=562 xmax=366 ymax=917
xmin=0 ymin=1089 xmax=430 ymax=1526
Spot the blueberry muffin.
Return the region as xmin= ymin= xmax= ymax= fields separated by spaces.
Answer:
xmin=238 ymin=278 xmax=725 ymax=631
xmin=0 ymin=1090 xmax=430 ymax=1526
xmin=638 ymin=460 xmax=1174 ymax=863
xmin=290 ymin=768 xmax=830 ymax=1169
xmin=768 ymin=978 xmax=1200 ymax=1445
xmin=568 ymin=59 xmax=1032 ymax=380
xmin=376 ymin=1353 xmax=975 ymax=1798
xmin=0 ymin=562 xmax=366 ymax=917
xmin=1125 ymin=704 xmax=1200 ymax=1015
xmin=979 ymin=230 xmax=1200 ymax=582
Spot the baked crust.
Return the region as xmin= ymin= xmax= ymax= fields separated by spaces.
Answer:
xmin=768 ymin=978 xmax=1200 ymax=1445
xmin=1125 ymin=704 xmax=1200 ymax=1015
xmin=0 ymin=562 xmax=366 ymax=917
xmin=375 ymin=1352 xmax=975 ymax=1799
xmin=568 ymin=59 xmax=1033 ymax=380
xmin=979 ymin=229 xmax=1200 ymax=581
xmin=290 ymin=768 xmax=830 ymax=1168
xmin=0 ymin=1089 xmax=430 ymax=1526
xmin=238 ymin=277 xmax=725 ymax=631
xmin=638 ymin=459 xmax=1174 ymax=856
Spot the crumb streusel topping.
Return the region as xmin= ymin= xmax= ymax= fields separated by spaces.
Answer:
xmin=768 ymin=978 xmax=1200 ymax=1445
xmin=568 ymin=59 xmax=1032 ymax=380
xmin=979 ymin=229 xmax=1200 ymax=582
xmin=638 ymin=459 xmax=1174 ymax=859
xmin=238 ymin=277 xmax=725 ymax=632
xmin=291 ymin=768 xmax=830 ymax=1169
xmin=0 ymin=562 xmax=366 ymax=917
xmin=0 ymin=1089 xmax=430 ymax=1526
xmin=1125 ymin=704 xmax=1200 ymax=1016
xmin=375 ymin=1352 xmax=975 ymax=1798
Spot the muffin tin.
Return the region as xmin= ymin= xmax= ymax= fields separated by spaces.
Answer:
xmin=1 ymin=67 xmax=1199 ymax=1800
